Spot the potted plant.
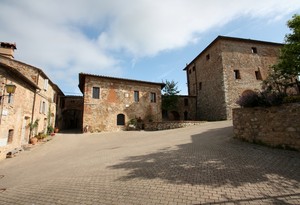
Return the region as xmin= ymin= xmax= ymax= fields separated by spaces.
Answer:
xmin=47 ymin=125 xmax=54 ymax=136
xmin=28 ymin=119 xmax=39 ymax=144
xmin=54 ymin=127 xmax=59 ymax=133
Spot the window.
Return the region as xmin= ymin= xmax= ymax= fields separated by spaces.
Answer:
xmin=199 ymin=82 xmax=202 ymax=90
xmin=40 ymin=101 xmax=47 ymax=114
xmin=189 ymin=69 xmax=191 ymax=74
xmin=184 ymin=98 xmax=188 ymax=106
xmin=234 ymin=70 xmax=241 ymax=79
xmin=192 ymin=65 xmax=195 ymax=71
xmin=150 ymin=92 xmax=156 ymax=103
xmin=44 ymin=79 xmax=49 ymax=90
xmin=92 ymin=87 xmax=100 ymax=99
xmin=255 ymin=71 xmax=262 ymax=80
xmin=134 ymin=91 xmax=139 ymax=102
xmin=7 ymin=129 xmax=14 ymax=144
xmin=53 ymin=93 xmax=57 ymax=103
xmin=206 ymin=54 xmax=210 ymax=60
xmin=251 ymin=47 xmax=257 ymax=54
xmin=117 ymin=114 xmax=125 ymax=126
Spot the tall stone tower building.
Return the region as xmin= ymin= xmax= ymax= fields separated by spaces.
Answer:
xmin=184 ymin=36 xmax=283 ymax=120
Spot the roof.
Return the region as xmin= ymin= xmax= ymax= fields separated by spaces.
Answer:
xmin=183 ymin=35 xmax=284 ymax=70
xmin=0 ymin=62 xmax=39 ymax=90
xmin=78 ymin=73 xmax=166 ymax=93
xmin=0 ymin=55 xmax=64 ymax=96
xmin=0 ymin=42 xmax=17 ymax=49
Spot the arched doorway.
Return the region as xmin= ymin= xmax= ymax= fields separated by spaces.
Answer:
xmin=170 ymin=111 xmax=180 ymax=121
xmin=117 ymin=114 xmax=125 ymax=126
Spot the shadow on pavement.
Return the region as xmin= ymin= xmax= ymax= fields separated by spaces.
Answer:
xmin=108 ymin=126 xmax=300 ymax=189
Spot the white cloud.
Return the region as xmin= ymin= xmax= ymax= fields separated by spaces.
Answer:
xmin=0 ymin=0 xmax=299 ymax=93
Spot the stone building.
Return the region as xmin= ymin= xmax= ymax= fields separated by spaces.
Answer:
xmin=0 ymin=42 xmax=64 ymax=159
xmin=79 ymin=73 xmax=165 ymax=132
xmin=184 ymin=36 xmax=283 ymax=120
xmin=163 ymin=95 xmax=197 ymax=121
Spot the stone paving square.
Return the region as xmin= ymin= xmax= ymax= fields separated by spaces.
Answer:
xmin=0 ymin=121 xmax=299 ymax=204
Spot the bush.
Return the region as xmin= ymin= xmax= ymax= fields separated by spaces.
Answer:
xmin=236 ymin=90 xmax=286 ymax=108
xmin=260 ymin=91 xmax=285 ymax=106
xmin=236 ymin=90 xmax=260 ymax=107
xmin=283 ymin=95 xmax=300 ymax=103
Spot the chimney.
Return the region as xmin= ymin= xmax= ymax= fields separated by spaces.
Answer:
xmin=0 ymin=42 xmax=17 ymax=59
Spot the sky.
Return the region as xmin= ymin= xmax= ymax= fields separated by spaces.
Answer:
xmin=0 ymin=0 xmax=300 ymax=95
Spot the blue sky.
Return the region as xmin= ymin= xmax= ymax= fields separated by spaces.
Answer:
xmin=0 ymin=1 xmax=300 ymax=95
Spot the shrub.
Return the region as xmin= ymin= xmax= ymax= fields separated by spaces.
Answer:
xmin=260 ymin=91 xmax=286 ymax=106
xmin=236 ymin=90 xmax=286 ymax=108
xmin=283 ymin=95 xmax=300 ymax=103
xmin=236 ymin=90 xmax=260 ymax=107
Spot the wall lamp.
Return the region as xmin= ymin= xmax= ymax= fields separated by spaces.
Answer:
xmin=5 ymin=84 xmax=16 ymax=94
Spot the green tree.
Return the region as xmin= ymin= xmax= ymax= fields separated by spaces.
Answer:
xmin=271 ymin=14 xmax=300 ymax=93
xmin=162 ymin=80 xmax=180 ymax=117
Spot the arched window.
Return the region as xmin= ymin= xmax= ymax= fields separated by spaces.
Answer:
xmin=117 ymin=114 xmax=125 ymax=126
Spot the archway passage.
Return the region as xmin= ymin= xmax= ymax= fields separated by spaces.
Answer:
xmin=170 ymin=111 xmax=180 ymax=121
xmin=62 ymin=109 xmax=82 ymax=130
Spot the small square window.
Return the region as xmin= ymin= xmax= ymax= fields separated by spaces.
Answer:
xmin=192 ymin=65 xmax=195 ymax=71
xmin=234 ymin=70 xmax=241 ymax=79
xmin=150 ymin=92 xmax=156 ymax=103
xmin=92 ymin=87 xmax=100 ymax=99
xmin=189 ymin=69 xmax=191 ymax=74
xmin=199 ymin=82 xmax=202 ymax=90
xmin=206 ymin=54 xmax=210 ymax=60
xmin=251 ymin=47 xmax=257 ymax=54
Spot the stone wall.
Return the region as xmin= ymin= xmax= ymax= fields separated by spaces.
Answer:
xmin=145 ymin=121 xmax=203 ymax=131
xmin=186 ymin=40 xmax=227 ymax=121
xmin=233 ymin=103 xmax=300 ymax=151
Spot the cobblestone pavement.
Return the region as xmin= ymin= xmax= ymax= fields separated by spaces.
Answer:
xmin=0 ymin=121 xmax=299 ymax=205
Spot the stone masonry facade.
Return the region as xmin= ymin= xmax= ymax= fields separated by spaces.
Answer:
xmin=233 ymin=103 xmax=300 ymax=151
xmin=79 ymin=73 xmax=164 ymax=132
xmin=0 ymin=64 xmax=38 ymax=160
xmin=184 ymin=36 xmax=282 ymax=121
xmin=0 ymin=43 xmax=64 ymax=160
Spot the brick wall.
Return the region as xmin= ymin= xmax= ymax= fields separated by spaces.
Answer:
xmin=233 ymin=103 xmax=300 ymax=151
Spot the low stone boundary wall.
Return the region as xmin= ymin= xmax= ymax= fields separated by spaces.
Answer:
xmin=233 ymin=103 xmax=300 ymax=151
xmin=144 ymin=121 xmax=203 ymax=131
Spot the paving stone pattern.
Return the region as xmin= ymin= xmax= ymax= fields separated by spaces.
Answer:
xmin=0 ymin=121 xmax=299 ymax=205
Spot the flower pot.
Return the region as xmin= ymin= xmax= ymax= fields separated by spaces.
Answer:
xmin=30 ymin=137 xmax=38 ymax=145
xmin=54 ymin=128 xmax=59 ymax=133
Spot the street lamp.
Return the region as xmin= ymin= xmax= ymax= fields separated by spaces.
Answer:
xmin=5 ymin=84 xmax=16 ymax=94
